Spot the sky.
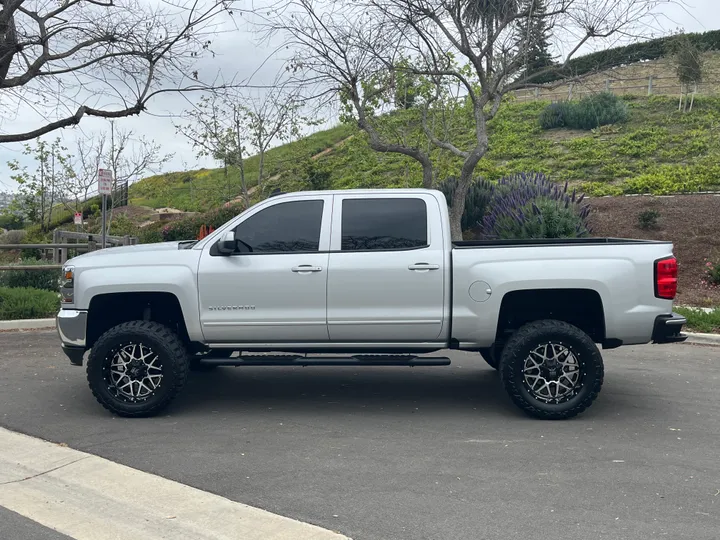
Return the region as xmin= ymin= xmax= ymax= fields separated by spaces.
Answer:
xmin=0 ymin=0 xmax=716 ymax=194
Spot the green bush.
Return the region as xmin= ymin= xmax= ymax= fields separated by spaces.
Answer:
xmin=0 ymin=260 xmax=62 ymax=291
xmin=437 ymin=177 xmax=494 ymax=232
xmin=638 ymin=209 xmax=660 ymax=230
xmin=538 ymin=102 xmax=569 ymax=130
xmin=540 ymin=93 xmax=629 ymax=131
xmin=0 ymin=286 xmax=60 ymax=320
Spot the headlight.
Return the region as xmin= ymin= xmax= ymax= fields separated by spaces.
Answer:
xmin=61 ymin=265 xmax=74 ymax=303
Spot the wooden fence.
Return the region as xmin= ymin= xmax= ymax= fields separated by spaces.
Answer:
xmin=0 ymin=230 xmax=138 ymax=271
xmin=512 ymin=75 xmax=720 ymax=103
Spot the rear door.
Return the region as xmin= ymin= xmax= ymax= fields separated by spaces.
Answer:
xmin=326 ymin=193 xmax=446 ymax=342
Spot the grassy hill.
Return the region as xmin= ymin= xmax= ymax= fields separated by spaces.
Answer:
xmin=130 ymin=93 xmax=720 ymax=212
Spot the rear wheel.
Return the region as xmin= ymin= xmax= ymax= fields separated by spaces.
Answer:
xmin=499 ymin=320 xmax=603 ymax=420
xmin=86 ymin=321 xmax=189 ymax=417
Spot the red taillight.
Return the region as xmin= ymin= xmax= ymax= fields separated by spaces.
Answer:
xmin=655 ymin=256 xmax=678 ymax=300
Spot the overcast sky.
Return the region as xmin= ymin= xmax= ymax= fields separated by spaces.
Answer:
xmin=0 ymin=0 xmax=715 ymax=194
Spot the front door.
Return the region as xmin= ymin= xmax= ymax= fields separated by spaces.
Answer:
xmin=198 ymin=195 xmax=332 ymax=344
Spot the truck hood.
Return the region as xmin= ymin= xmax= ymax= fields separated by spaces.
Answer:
xmin=67 ymin=241 xmax=195 ymax=265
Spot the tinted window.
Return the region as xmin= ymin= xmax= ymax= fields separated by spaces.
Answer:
xmin=341 ymin=198 xmax=427 ymax=251
xmin=234 ymin=200 xmax=323 ymax=253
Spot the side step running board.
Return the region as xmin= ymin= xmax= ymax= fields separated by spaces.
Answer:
xmin=199 ymin=354 xmax=451 ymax=367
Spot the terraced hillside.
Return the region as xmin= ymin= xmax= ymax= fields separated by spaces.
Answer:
xmin=130 ymin=94 xmax=720 ymax=212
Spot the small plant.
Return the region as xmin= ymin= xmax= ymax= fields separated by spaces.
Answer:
xmin=437 ymin=177 xmax=494 ymax=232
xmin=481 ymin=172 xmax=591 ymax=240
xmin=637 ymin=209 xmax=660 ymax=230
xmin=703 ymin=258 xmax=720 ymax=288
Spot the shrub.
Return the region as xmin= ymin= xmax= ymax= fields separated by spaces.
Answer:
xmin=638 ymin=209 xmax=660 ymax=230
xmin=0 ymin=286 xmax=60 ymax=320
xmin=437 ymin=177 xmax=494 ymax=232
xmin=538 ymin=102 xmax=569 ymax=130
xmin=539 ymin=93 xmax=628 ymax=131
xmin=0 ymin=260 xmax=62 ymax=292
xmin=481 ymin=172 xmax=591 ymax=240
xmin=0 ymin=229 xmax=26 ymax=244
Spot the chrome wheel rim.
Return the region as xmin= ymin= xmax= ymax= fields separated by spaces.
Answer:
xmin=105 ymin=343 xmax=163 ymax=402
xmin=522 ymin=342 xmax=582 ymax=404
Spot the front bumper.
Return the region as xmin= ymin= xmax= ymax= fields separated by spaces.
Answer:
xmin=652 ymin=313 xmax=688 ymax=344
xmin=56 ymin=309 xmax=88 ymax=366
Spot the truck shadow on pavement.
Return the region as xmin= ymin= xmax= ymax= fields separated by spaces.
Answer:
xmin=170 ymin=365 xmax=653 ymax=421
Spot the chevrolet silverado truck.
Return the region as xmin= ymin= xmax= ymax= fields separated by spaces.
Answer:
xmin=56 ymin=188 xmax=687 ymax=419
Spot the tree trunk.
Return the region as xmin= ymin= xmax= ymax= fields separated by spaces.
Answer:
xmin=257 ymin=149 xmax=265 ymax=187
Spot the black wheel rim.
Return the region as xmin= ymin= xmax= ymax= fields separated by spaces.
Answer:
xmin=522 ymin=341 xmax=584 ymax=404
xmin=103 ymin=342 xmax=164 ymax=403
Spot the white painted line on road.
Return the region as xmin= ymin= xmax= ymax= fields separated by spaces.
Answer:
xmin=0 ymin=427 xmax=351 ymax=540
xmin=0 ymin=318 xmax=55 ymax=331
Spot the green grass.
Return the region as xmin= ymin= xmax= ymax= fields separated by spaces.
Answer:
xmin=129 ymin=124 xmax=355 ymax=211
xmin=125 ymin=94 xmax=720 ymax=212
xmin=675 ymin=306 xmax=720 ymax=334
xmin=0 ymin=286 xmax=60 ymax=320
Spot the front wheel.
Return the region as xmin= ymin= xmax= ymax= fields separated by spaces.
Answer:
xmin=499 ymin=320 xmax=604 ymax=420
xmin=86 ymin=321 xmax=190 ymax=417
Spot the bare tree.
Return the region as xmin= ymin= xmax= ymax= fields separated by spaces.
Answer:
xmin=0 ymin=0 xmax=244 ymax=144
xmin=265 ymin=0 xmax=675 ymax=239
xmin=178 ymin=92 xmax=251 ymax=205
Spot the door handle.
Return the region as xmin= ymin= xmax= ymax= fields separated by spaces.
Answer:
xmin=291 ymin=265 xmax=323 ymax=273
xmin=408 ymin=263 xmax=440 ymax=271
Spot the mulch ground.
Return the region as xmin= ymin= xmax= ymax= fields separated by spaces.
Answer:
xmin=588 ymin=194 xmax=720 ymax=307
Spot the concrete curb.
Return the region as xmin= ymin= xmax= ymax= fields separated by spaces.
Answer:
xmin=684 ymin=332 xmax=720 ymax=346
xmin=0 ymin=318 xmax=55 ymax=331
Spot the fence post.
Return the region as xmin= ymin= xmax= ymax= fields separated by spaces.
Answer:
xmin=52 ymin=229 xmax=61 ymax=264
xmin=568 ymin=83 xmax=574 ymax=100
xmin=123 ymin=235 xmax=130 ymax=246
xmin=88 ymin=237 xmax=97 ymax=252
xmin=605 ymin=79 xmax=610 ymax=91
xmin=647 ymin=75 xmax=653 ymax=96
xmin=534 ymin=88 xmax=539 ymax=100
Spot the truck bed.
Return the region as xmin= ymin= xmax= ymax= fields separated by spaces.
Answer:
xmin=453 ymin=237 xmax=671 ymax=248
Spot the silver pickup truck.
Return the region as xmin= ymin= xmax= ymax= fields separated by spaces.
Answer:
xmin=57 ymin=188 xmax=687 ymax=419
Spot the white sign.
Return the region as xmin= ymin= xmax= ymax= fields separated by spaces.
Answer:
xmin=98 ymin=168 xmax=113 ymax=195
xmin=74 ymin=212 xmax=82 ymax=225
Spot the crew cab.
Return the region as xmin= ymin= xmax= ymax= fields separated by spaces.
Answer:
xmin=56 ymin=189 xmax=687 ymax=419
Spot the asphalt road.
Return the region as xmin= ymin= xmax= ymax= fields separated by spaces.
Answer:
xmin=1 ymin=331 xmax=719 ymax=540
xmin=0 ymin=507 xmax=72 ymax=540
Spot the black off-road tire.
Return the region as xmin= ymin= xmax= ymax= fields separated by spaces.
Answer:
xmin=499 ymin=319 xmax=604 ymax=420
xmin=86 ymin=321 xmax=190 ymax=417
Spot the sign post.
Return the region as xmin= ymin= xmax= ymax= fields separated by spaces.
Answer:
xmin=74 ymin=212 xmax=82 ymax=232
xmin=98 ymin=168 xmax=113 ymax=249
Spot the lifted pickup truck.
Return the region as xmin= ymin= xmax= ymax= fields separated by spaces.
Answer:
xmin=57 ymin=189 xmax=687 ymax=419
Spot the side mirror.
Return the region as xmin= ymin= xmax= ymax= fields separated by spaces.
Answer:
xmin=216 ymin=231 xmax=237 ymax=255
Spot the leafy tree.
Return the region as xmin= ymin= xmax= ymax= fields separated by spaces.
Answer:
xmin=672 ymin=35 xmax=705 ymax=112
xmin=515 ymin=0 xmax=556 ymax=83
